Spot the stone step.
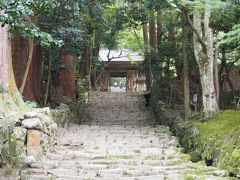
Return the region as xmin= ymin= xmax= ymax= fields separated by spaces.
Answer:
xmin=19 ymin=92 xmax=228 ymax=180
xmin=20 ymin=175 xmax=54 ymax=180
xmin=54 ymin=176 xmax=87 ymax=180
xmin=31 ymin=158 xmax=187 ymax=170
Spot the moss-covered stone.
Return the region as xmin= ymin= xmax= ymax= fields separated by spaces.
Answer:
xmin=179 ymin=153 xmax=191 ymax=161
xmin=182 ymin=169 xmax=205 ymax=177
xmin=51 ymin=99 xmax=87 ymax=126
xmin=150 ymin=85 xmax=240 ymax=177
xmin=69 ymin=100 xmax=87 ymax=124
xmin=189 ymin=151 xmax=201 ymax=163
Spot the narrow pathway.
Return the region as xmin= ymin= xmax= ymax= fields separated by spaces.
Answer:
xmin=21 ymin=93 xmax=228 ymax=180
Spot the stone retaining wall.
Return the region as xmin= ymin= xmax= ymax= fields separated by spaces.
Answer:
xmin=0 ymin=108 xmax=57 ymax=166
xmin=0 ymin=99 xmax=87 ymax=167
xmin=0 ymin=102 xmax=84 ymax=167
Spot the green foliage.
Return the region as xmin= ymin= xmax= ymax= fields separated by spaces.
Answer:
xmin=117 ymin=27 xmax=144 ymax=53
xmin=0 ymin=0 xmax=62 ymax=47
xmin=69 ymin=100 xmax=88 ymax=124
xmin=0 ymin=85 xmax=8 ymax=94
xmin=0 ymin=0 xmax=239 ymax=115
xmin=211 ymin=1 xmax=240 ymax=32
xmin=189 ymin=151 xmax=201 ymax=162
xmin=199 ymin=110 xmax=240 ymax=138
xmin=183 ymin=111 xmax=240 ymax=175
xmin=182 ymin=169 xmax=205 ymax=180
xmin=25 ymin=101 xmax=38 ymax=109
xmin=221 ymin=24 xmax=240 ymax=51
xmin=0 ymin=127 xmax=18 ymax=167
xmin=151 ymin=85 xmax=240 ymax=176
xmin=52 ymin=99 xmax=88 ymax=126
xmin=171 ymin=0 xmax=229 ymax=11
xmin=37 ymin=0 xmax=88 ymax=54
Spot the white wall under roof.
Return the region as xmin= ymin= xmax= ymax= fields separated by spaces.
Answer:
xmin=99 ymin=49 xmax=144 ymax=62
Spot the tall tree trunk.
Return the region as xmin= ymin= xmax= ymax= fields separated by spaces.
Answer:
xmin=58 ymin=52 xmax=76 ymax=98
xmin=182 ymin=10 xmax=191 ymax=119
xmin=12 ymin=37 xmax=42 ymax=101
xmin=12 ymin=36 xmax=29 ymax=88
xmin=91 ymin=65 xmax=97 ymax=90
xmin=143 ymin=24 xmax=152 ymax=91
xmin=193 ymin=9 xmax=219 ymax=117
xmin=44 ymin=53 xmax=52 ymax=106
xmin=22 ymin=44 xmax=43 ymax=102
xmin=219 ymin=49 xmax=226 ymax=108
xmin=169 ymin=21 xmax=182 ymax=78
xmin=143 ymin=24 xmax=149 ymax=52
xmin=19 ymin=38 xmax=34 ymax=94
xmin=0 ymin=24 xmax=25 ymax=116
xmin=91 ymin=43 xmax=100 ymax=90
xmin=81 ymin=47 xmax=91 ymax=78
xmin=204 ymin=9 xmax=219 ymax=113
xmin=146 ymin=9 xmax=157 ymax=91
xmin=89 ymin=47 xmax=93 ymax=81
xmin=146 ymin=67 xmax=152 ymax=91
xmin=149 ymin=10 xmax=157 ymax=52
xmin=157 ymin=10 xmax=162 ymax=52
xmin=214 ymin=41 xmax=220 ymax=107
xmin=31 ymin=45 xmax=43 ymax=102
xmin=226 ymin=69 xmax=235 ymax=99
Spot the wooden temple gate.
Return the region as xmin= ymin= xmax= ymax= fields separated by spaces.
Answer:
xmin=98 ymin=61 xmax=144 ymax=92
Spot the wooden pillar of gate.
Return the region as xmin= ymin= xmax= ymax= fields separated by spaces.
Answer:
xmin=126 ymin=71 xmax=138 ymax=92
xmin=99 ymin=72 xmax=110 ymax=92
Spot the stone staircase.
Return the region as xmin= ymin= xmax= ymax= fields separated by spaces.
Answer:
xmin=19 ymin=92 xmax=229 ymax=180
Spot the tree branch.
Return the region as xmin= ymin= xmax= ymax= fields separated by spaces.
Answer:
xmin=184 ymin=11 xmax=207 ymax=50
xmin=107 ymin=49 xmax=123 ymax=61
xmin=95 ymin=49 xmax=127 ymax=86
xmin=95 ymin=57 xmax=113 ymax=86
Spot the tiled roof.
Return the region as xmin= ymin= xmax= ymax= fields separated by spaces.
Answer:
xmin=99 ymin=49 xmax=144 ymax=62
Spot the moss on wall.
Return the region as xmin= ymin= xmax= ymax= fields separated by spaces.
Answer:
xmin=150 ymin=84 xmax=240 ymax=177
xmin=193 ymin=111 xmax=240 ymax=175
xmin=51 ymin=99 xmax=87 ymax=126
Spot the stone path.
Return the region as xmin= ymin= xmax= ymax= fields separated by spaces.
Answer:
xmin=20 ymin=92 xmax=230 ymax=180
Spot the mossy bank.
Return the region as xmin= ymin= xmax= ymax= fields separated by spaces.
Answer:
xmin=150 ymin=88 xmax=240 ymax=177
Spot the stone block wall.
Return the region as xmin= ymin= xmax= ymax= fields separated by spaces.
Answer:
xmin=0 ymin=108 xmax=57 ymax=166
xmin=0 ymin=100 xmax=87 ymax=167
xmin=0 ymin=100 xmax=86 ymax=166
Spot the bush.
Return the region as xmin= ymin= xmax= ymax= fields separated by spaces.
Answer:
xmin=0 ymin=127 xmax=18 ymax=167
